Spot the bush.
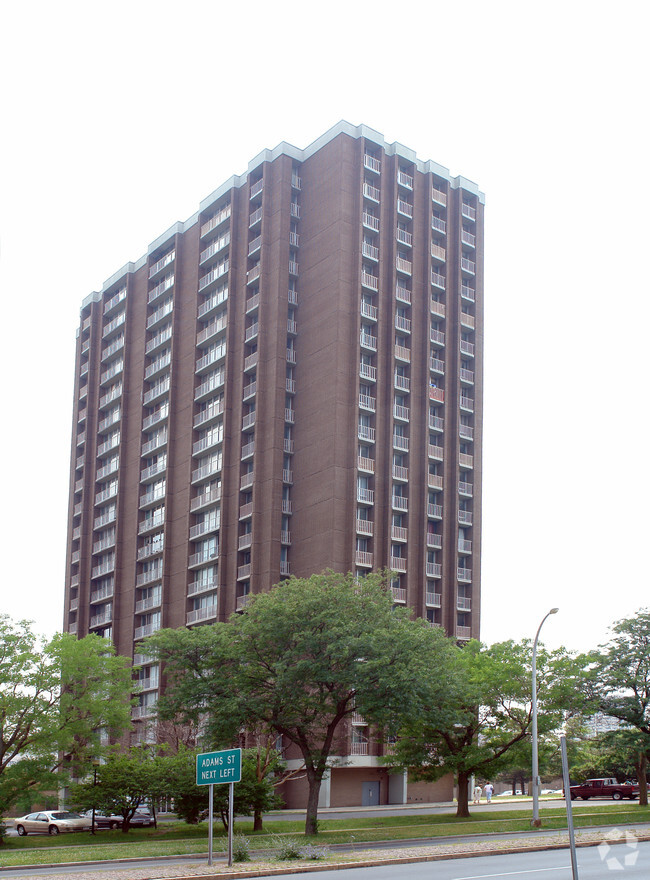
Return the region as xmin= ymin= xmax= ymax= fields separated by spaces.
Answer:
xmin=300 ymin=843 xmax=329 ymax=860
xmin=232 ymin=835 xmax=251 ymax=862
xmin=274 ymin=836 xmax=303 ymax=860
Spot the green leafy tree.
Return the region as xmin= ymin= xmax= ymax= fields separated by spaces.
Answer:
xmin=388 ymin=639 xmax=586 ymax=817
xmin=145 ymin=570 xmax=451 ymax=834
xmin=70 ymin=747 xmax=160 ymax=832
xmin=590 ymin=610 xmax=650 ymax=805
xmin=0 ymin=616 xmax=133 ymax=831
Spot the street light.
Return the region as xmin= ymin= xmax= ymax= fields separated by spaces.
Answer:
xmin=531 ymin=607 xmax=559 ymax=827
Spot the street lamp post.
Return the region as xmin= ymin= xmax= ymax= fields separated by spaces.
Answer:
xmin=531 ymin=607 xmax=559 ymax=827
xmin=91 ymin=760 xmax=100 ymax=835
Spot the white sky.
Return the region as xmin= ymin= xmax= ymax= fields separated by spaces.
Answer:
xmin=1 ymin=0 xmax=648 ymax=655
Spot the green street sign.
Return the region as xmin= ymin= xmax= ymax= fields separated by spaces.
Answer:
xmin=196 ymin=748 xmax=242 ymax=786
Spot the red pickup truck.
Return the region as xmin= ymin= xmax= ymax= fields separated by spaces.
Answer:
xmin=568 ymin=777 xmax=639 ymax=800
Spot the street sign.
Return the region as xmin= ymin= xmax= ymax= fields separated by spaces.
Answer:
xmin=196 ymin=748 xmax=242 ymax=786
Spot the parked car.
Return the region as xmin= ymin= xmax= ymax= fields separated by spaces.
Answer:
xmin=81 ymin=810 xmax=123 ymax=830
xmin=129 ymin=810 xmax=155 ymax=827
xmin=496 ymin=789 xmax=524 ymax=797
xmin=567 ymin=778 xmax=639 ymax=801
xmin=12 ymin=810 xmax=91 ymax=836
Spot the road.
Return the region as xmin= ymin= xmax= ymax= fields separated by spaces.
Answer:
xmin=236 ymin=840 xmax=650 ymax=879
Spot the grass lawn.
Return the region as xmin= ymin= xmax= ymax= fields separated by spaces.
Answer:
xmin=2 ymin=804 xmax=650 ymax=868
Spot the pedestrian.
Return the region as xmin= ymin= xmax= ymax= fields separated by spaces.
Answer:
xmin=484 ymin=781 xmax=494 ymax=803
xmin=473 ymin=784 xmax=482 ymax=804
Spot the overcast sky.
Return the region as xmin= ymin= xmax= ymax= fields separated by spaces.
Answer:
xmin=1 ymin=0 xmax=647 ymax=655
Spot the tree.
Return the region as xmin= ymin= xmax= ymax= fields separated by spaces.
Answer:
xmin=387 ymin=638 xmax=585 ymax=817
xmin=145 ymin=570 xmax=451 ymax=834
xmin=70 ymin=747 xmax=158 ymax=831
xmin=0 ymin=615 xmax=133 ymax=830
xmin=590 ymin=610 xmax=650 ymax=806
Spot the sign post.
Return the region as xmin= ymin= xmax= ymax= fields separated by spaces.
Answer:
xmin=196 ymin=748 xmax=242 ymax=866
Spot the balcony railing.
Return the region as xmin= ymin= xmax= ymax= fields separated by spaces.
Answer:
xmin=431 ymin=270 xmax=446 ymax=290
xmin=426 ymin=591 xmax=441 ymax=607
xmin=187 ymin=605 xmax=218 ymax=625
xmin=391 ymin=495 xmax=408 ymax=511
xmin=357 ymin=487 xmax=374 ymax=504
xmin=357 ymin=455 xmax=374 ymax=473
xmin=355 ymin=550 xmax=373 ymax=568
xmin=356 ymin=518 xmax=373 ymax=536
xmin=427 ymin=533 xmax=442 ymax=549
xmin=426 ymin=562 xmax=442 ymax=578
xmin=458 ymin=510 xmax=473 ymax=526
xmin=391 ymin=525 xmax=407 ymax=542
xmin=390 ymin=556 xmax=407 ymax=573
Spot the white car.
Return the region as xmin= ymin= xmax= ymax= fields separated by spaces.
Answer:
xmin=12 ymin=810 xmax=91 ymax=836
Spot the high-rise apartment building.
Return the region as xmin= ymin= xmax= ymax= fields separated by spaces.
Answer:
xmin=64 ymin=121 xmax=484 ymax=805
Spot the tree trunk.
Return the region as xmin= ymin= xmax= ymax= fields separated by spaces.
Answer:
xmin=456 ymin=770 xmax=471 ymax=818
xmin=638 ymin=752 xmax=648 ymax=806
xmin=304 ymin=769 xmax=323 ymax=835
xmin=253 ymin=808 xmax=263 ymax=831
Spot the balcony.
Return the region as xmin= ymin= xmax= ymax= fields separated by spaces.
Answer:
xmin=356 ymin=518 xmax=373 ymax=536
xmin=141 ymin=431 xmax=167 ymax=456
xmin=239 ymin=502 xmax=254 ymax=520
xmin=198 ymin=285 xmax=229 ymax=319
xmin=426 ymin=591 xmax=441 ymax=607
xmin=89 ymin=610 xmax=112 ymax=629
xmin=187 ymin=577 xmax=219 ymax=600
xmin=396 ymin=257 xmax=412 ymax=276
xmin=461 ymin=284 xmax=475 ymax=303
xmin=291 ymin=173 xmax=302 ymax=189
xmin=282 ymin=499 xmax=293 ymax=515
xmin=358 ymin=424 xmax=375 ymax=443
xmin=427 ymin=533 xmax=442 ymax=550
xmin=189 ymin=519 xmax=219 ymax=540
xmin=355 ymin=550 xmax=373 ymax=568
xmin=359 ymin=393 xmax=375 ymax=412
xmin=391 ymin=495 xmax=408 ymax=512
xmin=250 ymin=178 xmax=264 ymax=199
xmin=362 ymin=242 xmax=379 ymax=261
xmin=393 ymin=404 xmax=409 ymax=422
xmin=397 ymin=199 xmax=413 ymax=218
xmin=286 ymin=348 xmax=297 ymax=365
xmin=135 ymin=593 xmax=162 ymax=614
xmin=90 ymin=585 xmax=114 ymax=604
xmin=283 ymin=438 xmax=294 ymax=454
xmin=281 ymin=530 xmax=291 ymax=545
xmin=460 ymin=312 xmax=475 ymax=330
xmin=191 ymin=460 xmax=221 ymax=483
xmin=237 ymin=563 xmax=251 ymax=581
xmin=391 ymin=587 xmax=406 ymax=603
xmin=104 ymin=286 xmax=127 ymax=315
xmin=458 ymin=567 xmax=472 ymax=583
xmin=391 ymin=525 xmax=408 ymax=542
xmin=428 ymin=503 xmax=443 ymax=520
xmin=244 ymin=351 xmax=259 ymax=372
xmin=357 ymin=455 xmax=374 ymax=473
xmin=429 ymin=387 xmax=444 ymax=404
xmin=236 ymin=594 xmax=253 ymax=611
xmin=458 ymin=538 xmax=472 ymax=554
xmin=428 ymin=443 xmax=443 ymax=461
xmin=460 ymin=339 xmax=475 ymax=357
xmin=364 ymin=154 xmax=381 ymax=173
xmin=363 ymin=182 xmax=380 ymax=202
xmin=394 ymin=373 xmax=410 ymax=392
xmin=238 ymin=533 xmax=253 ymax=551
xmin=431 ymin=243 xmax=446 ymax=263
xmin=145 ymin=352 xmax=171 ymax=380
xmin=148 ymin=274 xmax=174 ymax=305
xmin=248 ymin=234 xmax=262 ymax=256
xmin=149 ymin=250 xmax=175 ymax=280
xmin=290 ymin=202 xmax=301 ymax=219
xmin=142 ymin=408 xmax=168 ymax=432
xmin=242 ymin=411 xmax=256 ymax=431
xmin=360 ymin=362 xmax=376 ymax=382
xmin=363 ymin=211 xmax=380 ymax=231
xmin=287 ymin=319 xmax=298 ymax=335
xmin=429 ymin=415 xmax=444 ymax=432
xmin=432 ymin=186 xmax=447 ymax=206
xmin=395 ymin=314 xmax=411 ymax=333
xmin=428 ymin=474 xmax=443 ymax=491
xmin=395 ymin=285 xmax=411 ymax=305
xmin=139 ymin=514 xmax=165 ymax=535
xmin=459 ymin=480 xmax=473 ymax=497
xmin=241 ymin=439 xmax=255 ymax=460
xmin=195 ymin=343 xmax=227 ymax=374
xmin=190 ymin=485 xmax=221 ymax=512
xmin=396 ymin=228 xmax=412 ymax=247
xmin=282 ymin=468 xmax=293 ymax=484
xmin=459 ymin=424 xmax=474 ymax=441
xmin=458 ymin=510 xmax=473 ymax=526
xmin=394 ymin=344 xmax=410 ymax=363
xmin=134 ymin=622 xmax=161 ymax=640
xmin=137 ymin=541 xmax=164 ymax=562
xmin=197 ymin=316 xmax=227 ymax=346
xmin=361 ymin=301 xmax=378 ymax=322
xmin=246 ymin=292 xmax=260 ymax=314
xmin=360 ymin=331 xmax=377 ymax=351
xmin=357 ymin=487 xmax=374 ymax=505
xmin=426 ymin=562 xmax=442 ymax=578
xmin=457 ymin=625 xmax=472 ymax=640
xmin=459 ymin=452 xmax=474 ymax=469
xmin=392 ymin=433 xmax=408 ymax=452
xmin=390 ymin=556 xmax=407 ymax=573
xmin=430 ymin=299 xmax=446 ymax=319
xmin=243 ymin=380 xmax=257 ymax=400
xmin=289 ymin=230 xmax=300 ymax=248
xmin=460 ymin=395 xmax=474 ymax=412
xmin=432 ymin=216 xmax=446 ymax=234
xmin=462 ymin=203 xmax=477 ymax=221
xmin=284 ymin=407 xmax=295 ymax=424
xmin=430 ymin=328 xmax=445 ymax=348
xmin=460 ymin=367 xmax=474 ymax=385
xmin=145 ymin=326 xmax=173 ymax=356
xmin=102 ymin=311 xmax=126 ymax=339
xmin=462 ymin=229 xmax=476 ymax=248
xmin=186 ymin=604 xmax=219 ymax=626
xmin=361 ymin=271 xmax=379 ymax=291
xmin=201 ymin=203 xmax=231 ymax=238
xmin=392 ymin=464 xmax=408 ymax=482
xmin=461 ymin=257 xmax=476 ymax=276
xmin=431 ymin=270 xmax=446 ymax=290
xmin=288 ymin=260 xmax=299 ymax=276
xmin=397 ymin=170 xmax=413 ymax=189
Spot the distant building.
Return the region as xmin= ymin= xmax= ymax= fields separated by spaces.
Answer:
xmin=64 ymin=121 xmax=484 ymax=806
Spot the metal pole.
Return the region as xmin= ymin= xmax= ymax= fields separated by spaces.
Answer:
xmin=91 ymin=765 xmax=98 ymax=835
xmin=561 ymin=735 xmax=579 ymax=880
xmin=531 ymin=607 xmax=559 ymax=826
xmin=228 ymin=781 xmax=234 ymax=867
xmin=208 ymin=783 xmax=213 ymax=866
